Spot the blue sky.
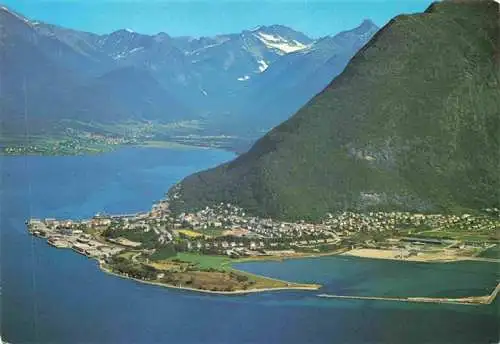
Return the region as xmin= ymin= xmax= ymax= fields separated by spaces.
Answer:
xmin=3 ymin=0 xmax=435 ymax=38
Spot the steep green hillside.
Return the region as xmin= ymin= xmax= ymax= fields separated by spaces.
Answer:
xmin=169 ymin=0 xmax=500 ymax=221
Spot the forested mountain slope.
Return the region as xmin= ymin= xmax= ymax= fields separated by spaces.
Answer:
xmin=169 ymin=0 xmax=500 ymax=221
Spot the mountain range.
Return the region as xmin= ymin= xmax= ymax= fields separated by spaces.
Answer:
xmin=168 ymin=0 xmax=500 ymax=220
xmin=0 ymin=5 xmax=378 ymax=139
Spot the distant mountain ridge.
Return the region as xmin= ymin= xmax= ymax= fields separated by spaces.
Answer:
xmin=169 ymin=0 xmax=500 ymax=220
xmin=0 ymin=4 xmax=378 ymax=139
xmin=219 ymin=20 xmax=379 ymax=135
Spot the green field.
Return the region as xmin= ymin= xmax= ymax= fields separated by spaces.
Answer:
xmin=175 ymin=229 xmax=204 ymax=238
xmin=139 ymin=141 xmax=201 ymax=150
xmin=149 ymin=245 xmax=177 ymax=261
xmin=169 ymin=253 xmax=314 ymax=288
xmin=171 ymin=253 xmax=231 ymax=270
xmin=415 ymin=230 xmax=498 ymax=242
xmin=0 ymin=134 xmax=62 ymax=149
xmin=1 ymin=133 xmax=117 ymax=156
xmin=104 ymin=227 xmax=159 ymax=249
xmin=117 ymin=250 xmax=139 ymax=260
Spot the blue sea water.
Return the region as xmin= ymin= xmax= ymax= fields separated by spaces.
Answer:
xmin=235 ymin=256 xmax=499 ymax=298
xmin=1 ymin=147 xmax=498 ymax=344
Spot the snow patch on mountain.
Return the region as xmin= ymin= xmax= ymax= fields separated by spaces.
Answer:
xmin=1 ymin=6 xmax=32 ymax=25
xmin=254 ymin=32 xmax=309 ymax=54
xmin=112 ymin=53 xmax=126 ymax=60
xmin=188 ymin=39 xmax=229 ymax=56
xmin=129 ymin=47 xmax=144 ymax=54
xmin=257 ymin=59 xmax=269 ymax=72
xmin=257 ymin=32 xmax=283 ymax=43
xmin=112 ymin=47 xmax=143 ymax=60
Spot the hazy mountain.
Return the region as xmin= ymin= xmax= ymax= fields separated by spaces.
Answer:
xmin=217 ymin=19 xmax=379 ymax=135
xmin=28 ymin=21 xmax=317 ymax=112
xmin=1 ymin=4 xmax=378 ymax=141
xmin=170 ymin=25 xmax=316 ymax=111
xmin=168 ymin=0 xmax=500 ymax=220
xmin=0 ymin=7 xmax=81 ymax=134
xmin=0 ymin=6 xmax=193 ymax=135
xmin=30 ymin=23 xmax=111 ymax=74
xmin=60 ymin=67 xmax=195 ymax=123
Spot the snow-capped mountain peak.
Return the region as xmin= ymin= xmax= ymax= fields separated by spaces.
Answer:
xmin=249 ymin=25 xmax=313 ymax=55
xmin=257 ymin=59 xmax=269 ymax=72
xmin=0 ymin=5 xmax=32 ymax=25
xmin=250 ymin=25 xmax=264 ymax=32
xmin=254 ymin=31 xmax=309 ymax=54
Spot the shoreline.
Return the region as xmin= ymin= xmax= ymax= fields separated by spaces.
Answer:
xmin=228 ymin=248 xmax=350 ymax=266
xmin=98 ymin=260 xmax=321 ymax=295
xmin=36 ymin=235 xmax=498 ymax=299
xmin=61 ymin=240 xmax=325 ymax=295
xmin=317 ymin=283 xmax=500 ymax=306
xmin=318 ymin=282 xmax=500 ymax=306
xmin=2 ymin=139 xmax=242 ymax=157
xmin=340 ymin=248 xmax=500 ymax=264
xmin=137 ymin=141 xmax=212 ymax=151
xmin=53 ymin=237 xmax=498 ymax=295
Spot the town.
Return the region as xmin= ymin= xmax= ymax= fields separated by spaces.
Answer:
xmin=2 ymin=130 xmax=140 ymax=156
xmin=27 ymin=199 xmax=500 ymax=293
xmin=1 ymin=122 xmax=250 ymax=156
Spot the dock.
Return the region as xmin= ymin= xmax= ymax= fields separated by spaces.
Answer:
xmin=47 ymin=239 xmax=71 ymax=248
xmin=317 ymin=282 xmax=500 ymax=306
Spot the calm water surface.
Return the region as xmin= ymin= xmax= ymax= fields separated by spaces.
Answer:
xmin=1 ymin=147 xmax=498 ymax=344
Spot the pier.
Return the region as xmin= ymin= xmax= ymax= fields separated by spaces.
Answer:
xmin=317 ymin=282 xmax=500 ymax=306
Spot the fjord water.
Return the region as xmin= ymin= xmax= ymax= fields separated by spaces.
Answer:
xmin=1 ymin=147 xmax=498 ymax=344
xmin=235 ymin=256 xmax=499 ymax=298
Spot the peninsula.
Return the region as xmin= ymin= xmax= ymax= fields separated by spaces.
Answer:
xmin=27 ymin=199 xmax=499 ymax=297
xmin=1 ymin=123 xmax=249 ymax=157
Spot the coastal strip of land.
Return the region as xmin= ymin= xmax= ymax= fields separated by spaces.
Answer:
xmin=27 ymin=200 xmax=499 ymax=296
xmin=341 ymin=248 xmax=500 ymax=264
xmin=99 ymin=261 xmax=321 ymax=295
xmin=89 ymin=246 xmax=323 ymax=295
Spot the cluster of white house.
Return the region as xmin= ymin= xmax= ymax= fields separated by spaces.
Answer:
xmin=27 ymin=198 xmax=498 ymax=260
xmin=28 ymin=219 xmax=124 ymax=258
